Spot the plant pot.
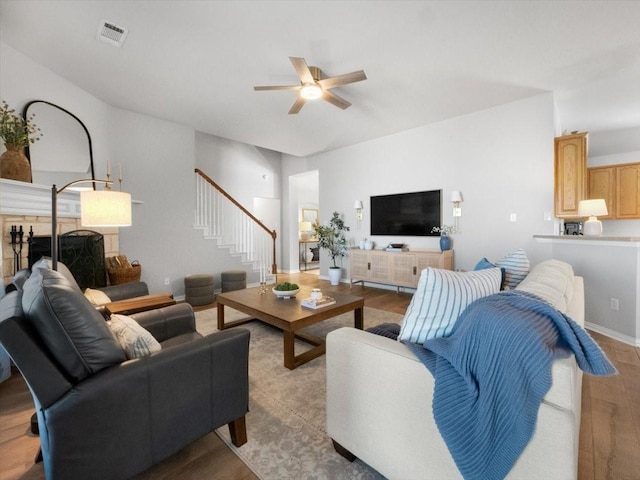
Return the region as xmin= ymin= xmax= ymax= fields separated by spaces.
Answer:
xmin=328 ymin=267 xmax=341 ymax=285
xmin=439 ymin=235 xmax=452 ymax=251
xmin=0 ymin=144 xmax=31 ymax=182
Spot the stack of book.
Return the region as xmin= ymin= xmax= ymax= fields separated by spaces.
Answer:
xmin=301 ymin=296 xmax=336 ymax=309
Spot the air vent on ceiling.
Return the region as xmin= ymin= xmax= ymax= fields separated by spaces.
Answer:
xmin=96 ymin=20 xmax=128 ymax=47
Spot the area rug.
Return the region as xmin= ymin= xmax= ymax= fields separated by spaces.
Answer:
xmin=195 ymin=306 xmax=404 ymax=480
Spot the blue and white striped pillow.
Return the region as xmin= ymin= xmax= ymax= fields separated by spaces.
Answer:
xmin=495 ymin=249 xmax=530 ymax=289
xmin=398 ymin=267 xmax=502 ymax=344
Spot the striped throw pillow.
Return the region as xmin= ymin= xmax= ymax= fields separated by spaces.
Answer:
xmin=398 ymin=267 xmax=502 ymax=344
xmin=495 ymin=249 xmax=530 ymax=289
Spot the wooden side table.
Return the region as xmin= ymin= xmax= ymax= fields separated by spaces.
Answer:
xmin=104 ymin=294 xmax=176 ymax=315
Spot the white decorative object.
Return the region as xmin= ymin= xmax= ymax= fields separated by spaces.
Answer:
xmin=305 ymin=249 xmax=314 ymax=262
xmin=310 ymin=288 xmax=323 ymax=300
xmin=578 ymin=199 xmax=608 ymax=236
xmin=328 ymin=267 xmax=341 ymax=285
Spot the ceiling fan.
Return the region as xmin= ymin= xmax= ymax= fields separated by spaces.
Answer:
xmin=254 ymin=57 xmax=367 ymax=114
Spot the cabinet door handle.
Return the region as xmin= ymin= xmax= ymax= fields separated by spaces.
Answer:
xmin=413 ymin=266 xmax=417 ymax=275
xmin=367 ymin=262 xmax=371 ymax=270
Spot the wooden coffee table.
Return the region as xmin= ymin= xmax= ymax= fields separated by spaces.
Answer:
xmin=217 ymin=286 xmax=364 ymax=370
xmin=105 ymin=294 xmax=176 ymax=315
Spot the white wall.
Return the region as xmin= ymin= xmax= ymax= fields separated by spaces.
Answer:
xmin=286 ymin=93 xmax=556 ymax=279
xmin=542 ymin=239 xmax=639 ymax=345
xmin=0 ymin=43 xmax=111 ymax=181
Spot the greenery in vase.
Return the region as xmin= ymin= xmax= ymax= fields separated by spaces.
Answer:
xmin=313 ymin=211 xmax=350 ymax=268
xmin=274 ymin=282 xmax=299 ymax=291
xmin=431 ymin=225 xmax=455 ymax=235
xmin=0 ymin=101 xmax=42 ymax=147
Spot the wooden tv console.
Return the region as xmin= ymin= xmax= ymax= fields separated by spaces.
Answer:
xmin=349 ymin=248 xmax=453 ymax=291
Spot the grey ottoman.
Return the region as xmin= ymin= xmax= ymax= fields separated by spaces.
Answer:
xmin=184 ymin=274 xmax=215 ymax=306
xmin=221 ymin=270 xmax=247 ymax=292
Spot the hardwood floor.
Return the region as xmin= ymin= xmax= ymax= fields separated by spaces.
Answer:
xmin=1 ymin=271 xmax=638 ymax=480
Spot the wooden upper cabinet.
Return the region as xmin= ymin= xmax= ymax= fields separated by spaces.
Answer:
xmin=588 ymin=166 xmax=615 ymax=219
xmin=615 ymin=163 xmax=640 ymax=219
xmin=587 ymin=162 xmax=640 ymax=219
xmin=554 ymin=133 xmax=588 ymax=218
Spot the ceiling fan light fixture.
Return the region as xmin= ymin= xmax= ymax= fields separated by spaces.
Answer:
xmin=300 ymin=83 xmax=322 ymax=100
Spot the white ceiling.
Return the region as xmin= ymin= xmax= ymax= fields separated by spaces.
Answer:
xmin=1 ymin=0 xmax=639 ymax=157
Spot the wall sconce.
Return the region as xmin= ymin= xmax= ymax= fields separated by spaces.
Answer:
xmin=354 ymin=200 xmax=364 ymax=227
xmin=578 ymin=198 xmax=608 ymax=236
xmin=451 ymin=191 xmax=463 ymax=232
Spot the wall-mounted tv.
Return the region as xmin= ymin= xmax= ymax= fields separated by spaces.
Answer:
xmin=370 ymin=190 xmax=441 ymax=236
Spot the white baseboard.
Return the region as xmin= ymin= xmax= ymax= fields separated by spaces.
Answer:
xmin=585 ymin=322 xmax=640 ymax=347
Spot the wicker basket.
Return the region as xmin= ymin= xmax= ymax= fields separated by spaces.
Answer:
xmin=106 ymin=255 xmax=141 ymax=285
xmin=107 ymin=263 xmax=141 ymax=285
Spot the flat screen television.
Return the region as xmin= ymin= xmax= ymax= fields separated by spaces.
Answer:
xmin=370 ymin=190 xmax=441 ymax=236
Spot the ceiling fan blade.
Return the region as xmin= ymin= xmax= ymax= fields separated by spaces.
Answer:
xmin=323 ymin=90 xmax=351 ymax=110
xmin=254 ymin=85 xmax=301 ymax=91
xmin=318 ymin=70 xmax=367 ymax=90
xmin=288 ymin=96 xmax=306 ymax=114
xmin=289 ymin=57 xmax=315 ymax=84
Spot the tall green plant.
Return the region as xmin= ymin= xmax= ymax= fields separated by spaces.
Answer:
xmin=313 ymin=211 xmax=350 ymax=268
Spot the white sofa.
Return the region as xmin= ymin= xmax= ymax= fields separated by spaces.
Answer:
xmin=326 ymin=267 xmax=585 ymax=480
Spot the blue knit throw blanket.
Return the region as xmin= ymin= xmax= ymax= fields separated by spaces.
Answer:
xmin=404 ymin=291 xmax=616 ymax=480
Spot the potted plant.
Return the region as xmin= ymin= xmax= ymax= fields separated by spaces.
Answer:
xmin=431 ymin=225 xmax=455 ymax=251
xmin=313 ymin=211 xmax=350 ymax=285
xmin=0 ymin=101 xmax=41 ymax=182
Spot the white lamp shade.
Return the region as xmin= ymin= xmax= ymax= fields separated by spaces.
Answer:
xmin=299 ymin=221 xmax=313 ymax=232
xmin=578 ymin=199 xmax=608 ymax=217
xmin=450 ymin=191 xmax=463 ymax=203
xmin=80 ymin=190 xmax=132 ymax=227
xmin=354 ymin=200 xmax=364 ymax=209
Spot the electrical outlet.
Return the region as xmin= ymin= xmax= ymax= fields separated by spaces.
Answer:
xmin=164 ymin=277 xmax=170 ymax=286
xmin=509 ymin=213 xmax=517 ymax=222
xmin=610 ymin=298 xmax=619 ymax=311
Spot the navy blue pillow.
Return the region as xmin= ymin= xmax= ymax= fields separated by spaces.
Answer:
xmin=474 ymin=257 xmax=506 ymax=289
xmin=366 ymin=323 xmax=401 ymax=340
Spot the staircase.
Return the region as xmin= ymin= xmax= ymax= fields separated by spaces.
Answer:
xmin=193 ymin=169 xmax=277 ymax=282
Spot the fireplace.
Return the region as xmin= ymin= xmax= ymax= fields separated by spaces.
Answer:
xmin=29 ymin=230 xmax=107 ymax=289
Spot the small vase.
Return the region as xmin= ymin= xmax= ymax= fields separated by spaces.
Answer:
xmin=439 ymin=234 xmax=452 ymax=251
xmin=0 ymin=144 xmax=31 ymax=183
xmin=305 ymin=249 xmax=314 ymax=262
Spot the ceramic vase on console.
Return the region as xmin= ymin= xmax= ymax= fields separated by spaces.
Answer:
xmin=439 ymin=234 xmax=452 ymax=251
xmin=304 ymin=249 xmax=314 ymax=262
xmin=0 ymin=144 xmax=32 ymax=182
xmin=328 ymin=267 xmax=341 ymax=285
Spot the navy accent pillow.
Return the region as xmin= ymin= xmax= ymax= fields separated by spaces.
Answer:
xmin=474 ymin=257 xmax=506 ymax=289
xmin=366 ymin=323 xmax=401 ymax=340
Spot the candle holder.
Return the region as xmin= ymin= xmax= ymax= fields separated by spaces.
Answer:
xmin=258 ymin=264 xmax=268 ymax=294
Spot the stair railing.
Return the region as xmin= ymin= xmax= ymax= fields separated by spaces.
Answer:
xmin=194 ymin=169 xmax=277 ymax=275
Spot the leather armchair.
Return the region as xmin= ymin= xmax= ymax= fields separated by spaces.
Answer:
xmin=0 ymin=264 xmax=250 ymax=480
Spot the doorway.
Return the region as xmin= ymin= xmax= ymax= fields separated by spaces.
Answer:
xmin=289 ymin=170 xmax=319 ymax=273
